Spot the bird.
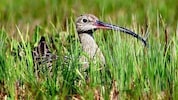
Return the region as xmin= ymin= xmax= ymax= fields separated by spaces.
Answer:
xmin=76 ymin=14 xmax=146 ymax=70
xmin=32 ymin=36 xmax=58 ymax=79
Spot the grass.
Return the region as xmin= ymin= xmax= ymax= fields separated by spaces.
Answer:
xmin=0 ymin=0 xmax=178 ymax=99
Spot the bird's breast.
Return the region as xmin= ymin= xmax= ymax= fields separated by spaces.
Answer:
xmin=79 ymin=33 xmax=98 ymax=58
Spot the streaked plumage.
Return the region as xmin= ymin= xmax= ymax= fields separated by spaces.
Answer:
xmin=32 ymin=36 xmax=58 ymax=79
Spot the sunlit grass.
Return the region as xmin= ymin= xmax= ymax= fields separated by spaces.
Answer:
xmin=0 ymin=0 xmax=178 ymax=99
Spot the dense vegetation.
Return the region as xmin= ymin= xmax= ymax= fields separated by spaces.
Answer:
xmin=0 ymin=0 xmax=177 ymax=99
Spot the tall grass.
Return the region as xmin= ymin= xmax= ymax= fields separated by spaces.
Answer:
xmin=0 ymin=0 xmax=178 ymax=99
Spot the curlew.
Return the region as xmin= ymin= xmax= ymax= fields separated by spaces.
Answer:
xmin=76 ymin=14 xmax=146 ymax=69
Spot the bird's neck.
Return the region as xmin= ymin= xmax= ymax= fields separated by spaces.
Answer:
xmin=78 ymin=33 xmax=99 ymax=58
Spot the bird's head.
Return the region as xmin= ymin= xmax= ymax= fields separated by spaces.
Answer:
xmin=76 ymin=14 xmax=98 ymax=34
xmin=76 ymin=14 xmax=147 ymax=46
xmin=76 ymin=14 xmax=120 ymax=34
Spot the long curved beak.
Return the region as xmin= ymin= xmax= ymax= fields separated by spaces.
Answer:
xmin=95 ymin=20 xmax=147 ymax=46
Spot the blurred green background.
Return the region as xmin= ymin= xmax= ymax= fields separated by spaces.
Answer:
xmin=0 ymin=0 xmax=177 ymax=34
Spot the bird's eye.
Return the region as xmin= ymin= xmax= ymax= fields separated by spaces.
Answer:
xmin=82 ymin=18 xmax=88 ymax=23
